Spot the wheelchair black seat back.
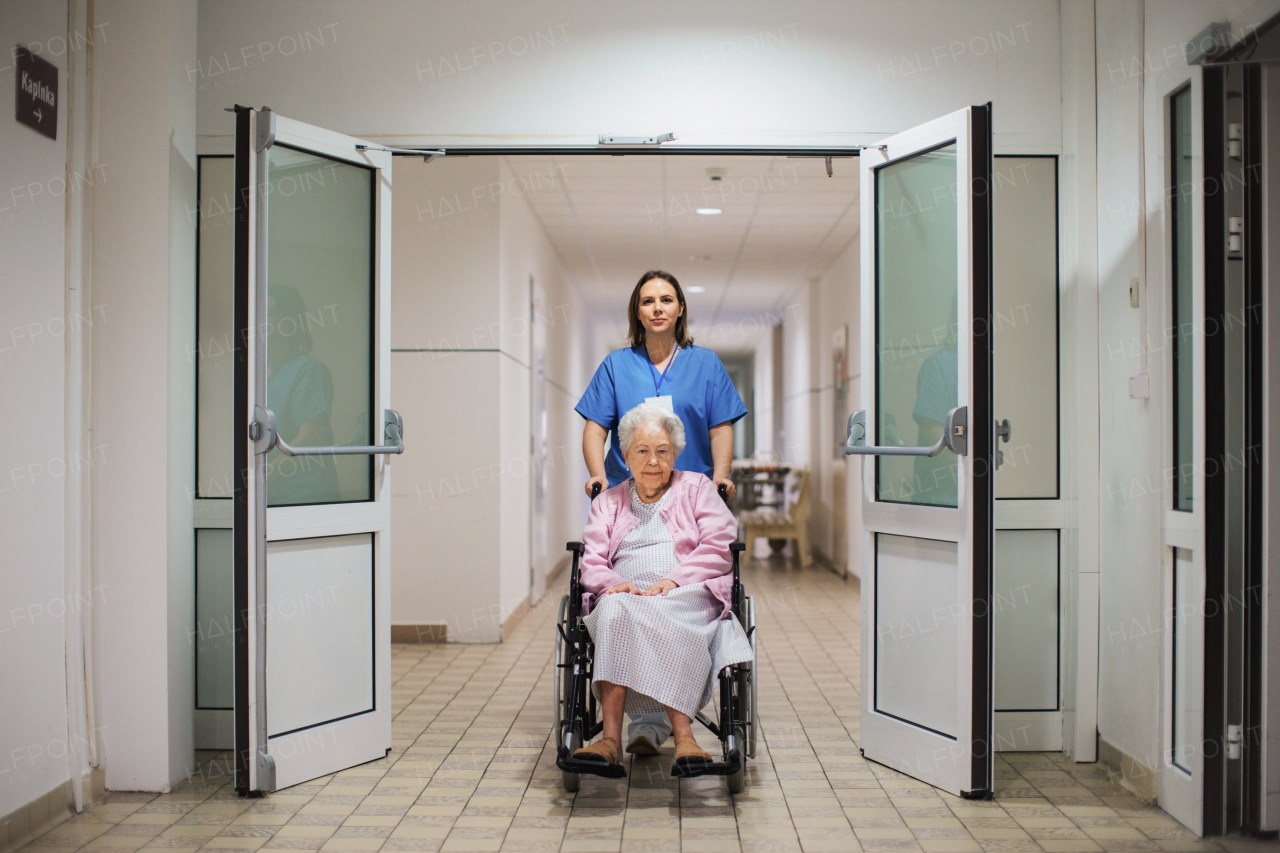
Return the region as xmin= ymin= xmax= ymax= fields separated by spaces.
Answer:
xmin=553 ymin=482 xmax=757 ymax=793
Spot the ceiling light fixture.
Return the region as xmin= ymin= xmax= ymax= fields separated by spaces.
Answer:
xmin=686 ymin=286 xmax=706 ymax=294
xmin=695 ymin=208 xmax=722 ymax=215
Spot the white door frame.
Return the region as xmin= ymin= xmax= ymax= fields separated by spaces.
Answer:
xmin=1156 ymin=65 xmax=1206 ymax=835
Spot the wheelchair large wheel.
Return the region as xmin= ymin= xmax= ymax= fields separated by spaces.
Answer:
xmin=552 ymin=594 xmax=569 ymax=735
xmin=552 ymin=594 xmax=583 ymax=792
xmin=746 ymin=596 xmax=757 ymax=758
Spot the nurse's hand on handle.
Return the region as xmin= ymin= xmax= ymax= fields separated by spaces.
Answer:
xmin=709 ymin=421 xmax=736 ymax=500
xmin=714 ymin=477 xmax=736 ymax=501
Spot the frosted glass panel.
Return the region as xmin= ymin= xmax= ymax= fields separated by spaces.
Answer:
xmin=875 ymin=144 xmax=959 ymax=506
xmin=265 ymin=146 xmax=374 ymax=507
xmin=267 ymin=534 xmax=374 ymax=737
xmin=992 ymin=157 xmax=1059 ymax=498
xmin=1171 ymin=87 xmax=1194 ymax=511
xmin=875 ymin=534 xmax=958 ymax=738
xmin=992 ymin=530 xmax=1058 ymax=711
xmin=195 ymin=529 xmax=234 ymax=709
xmin=1172 ymin=548 xmax=1200 ymax=770
xmin=197 ymin=157 xmax=236 ymax=498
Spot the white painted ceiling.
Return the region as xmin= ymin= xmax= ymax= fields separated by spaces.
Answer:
xmin=505 ymin=154 xmax=859 ymax=331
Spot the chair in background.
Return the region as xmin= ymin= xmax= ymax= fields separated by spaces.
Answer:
xmin=740 ymin=469 xmax=811 ymax=567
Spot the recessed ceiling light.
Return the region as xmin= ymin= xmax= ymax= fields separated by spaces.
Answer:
xmin=687 ymin=254 xmax=711 ymax=261
xmin=686 ymin=286 xmax=706 ymax=294
xmin=695 ymin=208 xmax=722 ymax=215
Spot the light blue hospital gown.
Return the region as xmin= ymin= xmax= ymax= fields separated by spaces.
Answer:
xmin=584 ymin=483 xmax=753 ymax=719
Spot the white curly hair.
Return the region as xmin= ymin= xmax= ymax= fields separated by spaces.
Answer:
xmin=617 ymin=402 xmax=686 ymax=459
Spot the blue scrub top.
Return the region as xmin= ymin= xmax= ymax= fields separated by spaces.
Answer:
xmin=576 ymin=344 xmax=748 ymax=487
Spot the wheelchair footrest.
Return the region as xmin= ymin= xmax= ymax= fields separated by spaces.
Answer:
xmin=557 ymin=746 xmax=626 ymax=779
xmin=670 ymin=749 xmax=742 ymax=778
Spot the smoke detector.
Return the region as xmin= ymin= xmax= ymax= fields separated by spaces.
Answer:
xmin=706 ymin=167 xmax=727 ymax=182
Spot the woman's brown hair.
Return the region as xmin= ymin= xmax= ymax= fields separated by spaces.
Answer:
xmin=625 ymin=270 xmax=694 ymax=348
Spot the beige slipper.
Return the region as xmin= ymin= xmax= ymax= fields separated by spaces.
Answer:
xmin=573 ymin=736 xmax=620 ymax=765
xmin=674 ymin=735 xmax=713 ymax=766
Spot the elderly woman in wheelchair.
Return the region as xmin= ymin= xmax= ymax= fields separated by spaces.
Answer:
xmin=565 ymin=402 xmax=754 ymax=778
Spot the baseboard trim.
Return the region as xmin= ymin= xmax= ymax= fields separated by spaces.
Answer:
xmin=390 ymin=623 xmax=448 ymax=643
xmin=502 ymin=595 xmax=531 ymax=639
xmin=810 ymin=547 xmax=848 ymax=578
xmin=1098 ymin=737 xmax=1159 ymax=803
xmin=0 ymin=767 xmax=103 ymax=853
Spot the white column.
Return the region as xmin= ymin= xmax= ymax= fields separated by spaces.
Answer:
xmin=92 ymin=0 xmax=197 ymax=790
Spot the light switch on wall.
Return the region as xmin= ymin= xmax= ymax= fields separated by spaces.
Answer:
xmin=1129 ymin=277 xmax=1140 ymax=309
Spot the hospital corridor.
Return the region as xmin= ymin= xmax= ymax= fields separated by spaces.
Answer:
xmin=6 ymin=2 xmax=1280 ymax=853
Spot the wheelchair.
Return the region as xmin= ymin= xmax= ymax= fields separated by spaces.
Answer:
xmin=553 ymin=484 xmax=757 ymax=793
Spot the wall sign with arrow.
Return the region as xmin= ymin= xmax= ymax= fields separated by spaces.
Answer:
xmin=15 ymin=46 xmax=57 ymax=141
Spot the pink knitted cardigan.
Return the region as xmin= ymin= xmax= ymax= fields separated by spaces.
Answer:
xmin=579 ymin=470 xmax=737 ymax=618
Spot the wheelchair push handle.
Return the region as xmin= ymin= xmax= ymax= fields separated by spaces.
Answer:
xmin=718 ymin=483 xmax=728 ymax=504
xmin=590 ymin=482 xmax=602 ymax=500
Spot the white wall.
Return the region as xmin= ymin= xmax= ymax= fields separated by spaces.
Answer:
xmin=1057 ymin=0 xmax=1101 ymax=766
xmin=1093 ymin=0 xmax=1163 ymax=778
xmin=92 ymin=0 xmax=198 ymax=791
xmin=752 ymin=324 xmax=775 ymax=455
xmin=390 ymin=158 xmax=504 ymax=641
xmin=497 ymin=159 xmax=584 ymax=606
xmin=389 ymin=156 xmax=584 ymax=640
xmin=0 ymin=0 xmax=73 ymax=819
xmin=780 ymin=284 xmax=815 ymax=473
xmin=815 ymin=242 xmax=861 ymax=575
xmin=194 ymin=1 xmax=1062 ymax=149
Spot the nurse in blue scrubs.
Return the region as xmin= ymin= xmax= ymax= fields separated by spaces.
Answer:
xmin=575 ymin=269 xmax=748 ymax=755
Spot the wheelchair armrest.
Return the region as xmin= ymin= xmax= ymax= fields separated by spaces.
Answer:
xmin=566 ymin=541 xmax=584 ymax=554
xmin=730 ymin=542 xmax=746 ymax=554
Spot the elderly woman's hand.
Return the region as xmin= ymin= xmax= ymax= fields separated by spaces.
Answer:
xmin=642 ymin=579 xmax=678 ymax=596
xmin=603 ymin=581 xmax=642 ymax=596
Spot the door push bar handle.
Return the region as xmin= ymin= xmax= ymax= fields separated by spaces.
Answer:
xmin=252 ymin=407 xmax=405 ymax=456
xmin=844 ymin=406 xmax=968 ymax=457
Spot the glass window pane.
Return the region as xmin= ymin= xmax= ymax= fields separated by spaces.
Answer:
xmin=1172 ymin=547 xmax=1197 ymax=770
xmin=1171 ymin=87 xmax=1194 ymax=511
xmin=875 ymin=143 xmax=959 ymax=506
xmin=265 ymin=146 xmax=374 ymax=506
xmin=197 ymin=156 xmax=236 ymax=498
xmin=992 ymin=157 xmax=1059 ymax=498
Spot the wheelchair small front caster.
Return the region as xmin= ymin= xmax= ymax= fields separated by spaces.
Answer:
xmin=727 ymin=724 xmax=747 ymax=794
xmin=562 ymin=728 xmax=582 ymax=793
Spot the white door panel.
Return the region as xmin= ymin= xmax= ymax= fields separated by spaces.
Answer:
xmin=875 ymin=534 xmax=961 ymax=738
xmin=266 ymin=535 xmax=375 ymax=737
xmin=992 ymin=530 xmax=1059 ymax=712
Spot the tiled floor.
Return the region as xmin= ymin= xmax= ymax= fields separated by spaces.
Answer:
xmin=19 ymin=558 xmax=1236 ymax=853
